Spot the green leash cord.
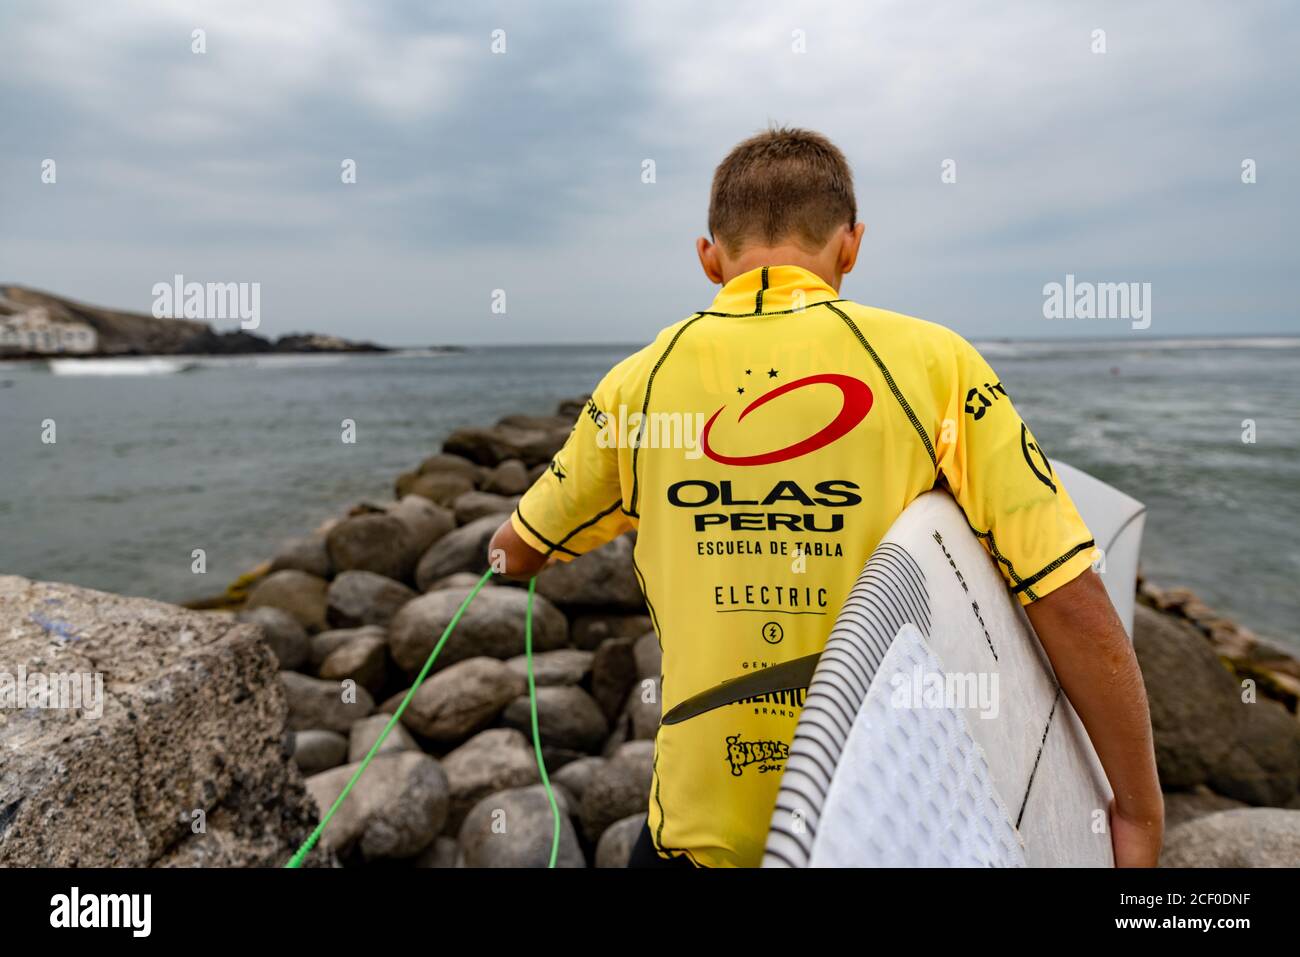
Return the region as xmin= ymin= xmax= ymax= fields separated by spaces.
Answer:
xmin=285 ymin=569 xmax=563 ymax=868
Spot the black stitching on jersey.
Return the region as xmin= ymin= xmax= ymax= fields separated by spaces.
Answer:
xmin=821 ymin=302 xmax=937 ymax=468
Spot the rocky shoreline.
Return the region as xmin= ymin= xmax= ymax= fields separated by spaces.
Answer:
xmin=3 ymin=398 xmax=1298 ymax=867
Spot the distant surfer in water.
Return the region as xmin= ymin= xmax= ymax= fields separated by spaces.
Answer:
xmin=489 ymin=128 xmax=1163 ymax=868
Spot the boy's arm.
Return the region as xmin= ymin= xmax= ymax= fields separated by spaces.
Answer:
xmin=1024 ymin=568 xmax=1164 ymax=867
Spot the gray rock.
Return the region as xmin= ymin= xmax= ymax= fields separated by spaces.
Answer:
xmin=452 ymin=490 xmax=519 ymax=525
xmin=269 ymin=535 xmax=333 ymax=579
xmin=309 ymin=625 xmax=385 ymax=670
xmin=634 ymin=631 xmax=661 ymax=680
xmin=326 ymin=570 xmax=416 ymax=629
xmin=426 ymin=571 xmax=496 ymax=592
xmin=0 ymin=575 xmax=328 ymax=867
xmin=1161 ymin=808 xmax=1300 ymax=867
xmin=1133 ymin=604 xmax=1242 ymax=789
xmin=326 ymin=513 xmax=414 ymax=583
xmin=389 ymin=585 xmax=568 ymax=675
xmin=413 ymin=515 xmax=501 ymax=589
xmin=305 ymin=751 xmax=449 ymax=861
xmin=505 ymin=648 xmax=594 ymax=686
xmin=386 ymin=495 xmax=456 ymax=561
xmin=536 ymin=534 xmax=644 ymax=611
xmin=413 ymin=836 xmax=461 ymax=868
xmin=246 ymin=569 xmax=330 ymax=633
xmin=294 ymin=729 xmax=349 ymax=775
xmin=406 ymin=471 xmax=475 ymax=506
xmin=348 ymin=713 xmax=419 ymax=762
xmin=318 ymin=630 xmax=388 ymax=695
xmin=1206 ymin=698 xmax=1300 ymax=807
xmin=596 ymin=813 xmax=646 ymax=867
xmin=237 ymin=605 xmax=310 ymax=671
xmin=441 ymin=729 xmax=540 ymax=832
xmin=592 ymin=636 xmax=638 ymax=722
xmin=625 ymin=676 xmax=662 ymax=740
xmin=552 ymin=756 xmax=606 ymax=804
xmin=281 ymin=671 xmax=375 ymax=733
xmin=458 ymin=784 xmax=584 ymax=868
xmin=417 ymin=452 xmax=483 ymax=482
xmin=580 ymin=740 xmax=655 ymax=843
xmin=1162 ymin=786 xmax=1249 ymax=828
xmin=570 ymin=613 xmax=654 ymax=652
xmin=503 ymin=686 xmax=608 ymax=753
xmin=396 ymin=657 xmax=525 ymax=744
xmin=484 ymin=458 xmax=530 ymax=495
xmin=443 ymin=419 xmax=570 ymax=467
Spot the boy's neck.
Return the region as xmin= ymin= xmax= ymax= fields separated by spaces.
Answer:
xmin=722 ymin=245 xmax=842 ymax=291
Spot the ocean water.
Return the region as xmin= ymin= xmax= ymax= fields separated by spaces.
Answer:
xmin=1 ymin=339 xmax=1297 ymax=649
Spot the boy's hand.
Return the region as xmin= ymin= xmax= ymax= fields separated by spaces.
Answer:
xmin=1109 ymin=799 xmax=1163 ymax=868
xmin=488 ymin=517 xmax=550 ymax=580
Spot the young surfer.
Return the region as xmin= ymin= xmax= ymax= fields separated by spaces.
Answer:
xmin=488 ymin=127 xmax=1164 ymax=868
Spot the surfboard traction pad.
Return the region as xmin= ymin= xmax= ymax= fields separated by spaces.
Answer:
xmin=764 ymin=492 xmax=1114 ymax=868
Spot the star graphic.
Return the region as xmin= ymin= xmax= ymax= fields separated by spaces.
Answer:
xmin=737 ymin=387 xmax=745 ymax=395
xmin=744 ymin=369 xmax=752 ymax=375
xmin=767 ymin=368 xmax=778 ymax=378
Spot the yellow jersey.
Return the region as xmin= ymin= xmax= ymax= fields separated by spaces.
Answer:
xmin=510 ymin=265 xmax=1095 ymax=867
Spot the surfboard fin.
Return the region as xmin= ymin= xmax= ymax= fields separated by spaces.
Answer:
xmin=660 ymin=652 xmax=822 ymax=725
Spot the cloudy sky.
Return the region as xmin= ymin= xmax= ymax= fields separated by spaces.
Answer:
xmin=1 ymin=0 xmax=1295 ymax=345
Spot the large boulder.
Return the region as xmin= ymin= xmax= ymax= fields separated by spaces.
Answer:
xmin=281 ymin=671 xmax=375 ymax=733
xmin=502 ymin=686 xmax=608 ymax=753
xmin=535 ymin=534 xmax=644 ymax=611
xmin=570 ymin=613 xmax=654 ymax=652
xmin=325 ymin=513 xmax=415 ymax=583
xmin=246 ymin=569 xmax=330 ymax=633
xmin=452 ymin=490 xmax=519 ymax=526
xmin=1161 ymin=808 xmax=1300 ymax=867
xmin=440 ymin=729 xmax=540 ymax=832
xmin=416 ymin=452 xmax=483 ymax=482
xmin=1206 ymin=698 xmax=1300 ymax=807
xmin=505 ymin=648 xmax=593 ymax=687
xmin=624 ymin=676 xmax=662 ymax=740
xmin=385 ymin=495 xmax=456 ymax=561
xmin=596 ymin=813 xmax=645 ymax=868
xmin=390 ymin=657 xmax=525 ymax=745
xmin=483 ymin=459 xmax=530 ymax=495
xmin=388 ymin=586 xmax=568 ymax=675
xmin=579 ymin=741 xmax=654 ymax=843
xmin=269 ymin=535 xmax=333 ymax=580
xmin=0 ymin=575 xmax=328 ymax=867
xmin=1133 ymin=605 xmax=1243 ymax=790
xmin=404 ymin=472 xmax=475 ymax=507
xmin=304 ymin=751 xmax=449 ymax=862
xmin=591 ymin=636 xmax=638 ymax=723
xmin=326 ymin=570 xmax=416 ymax=629
xmin=318 ymin=630 xmax=389 ymax=695
xmin=237 ymin=605 xmax=310 ymax=671
xmin=552 ymin=756 xmax=606 ymax=805
xmin=413 ymin=515 xmax=502 ymax=589
xmin=309 ymin=625 xmax=385 ymax=670
xmin=348 ymin=713 xmax=419 ymax=763
xmin=293 ymin=729 xmax=349 ymax=775
xmin=442 ymin=418 xmax=571 ymax=468
xmin=458 ymin=784 xmax=584 ymax=868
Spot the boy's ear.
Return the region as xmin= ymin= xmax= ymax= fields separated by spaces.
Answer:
xmin=839 ymin=222 xmax=867 ymax=275
xmin=697 ymin=236 xmax=725 ymax=284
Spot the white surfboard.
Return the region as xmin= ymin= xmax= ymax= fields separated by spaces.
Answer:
xmin=763 ymin=462 xmax=1145 ymax=867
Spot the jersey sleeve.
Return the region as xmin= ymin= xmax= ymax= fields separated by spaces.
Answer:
xmin=509 ymin=369 xmax=634 ymax=562
xmin=934 ymin=334 xmax=1097 ymax=605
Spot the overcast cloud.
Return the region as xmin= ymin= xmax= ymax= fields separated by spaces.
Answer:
xmin=1 ymin=0 xmax=1295 ymax=345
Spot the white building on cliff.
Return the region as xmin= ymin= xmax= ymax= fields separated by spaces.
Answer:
xmin=0 ymin=307 xmax=98 ymax=354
